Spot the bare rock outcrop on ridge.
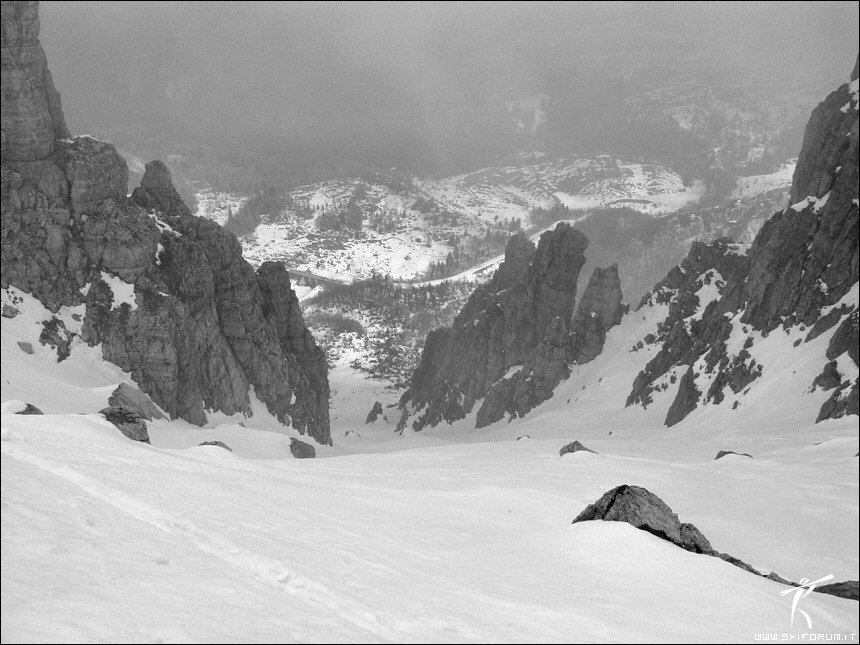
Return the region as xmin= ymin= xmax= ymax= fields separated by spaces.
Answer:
xmin=0 ymin=1 xmax=331 ymax=444
xmin=627 ymin=57 xmax=859 ymax=426
xmin=400 ymin=224 xmax=626 ymax=431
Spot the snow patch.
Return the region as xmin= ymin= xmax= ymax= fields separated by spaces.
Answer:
xmin=790 ymin=191 xmax=829 ymax=213
xmin=147 ymin=211 xmax=178 ymax=235
xmin=100 ymin=272 xmax=137 ymax=311
xmin=730 ymin=160 xmax=795 ymax=200
xmin=502 ymin=365 xmax=524 ymax=380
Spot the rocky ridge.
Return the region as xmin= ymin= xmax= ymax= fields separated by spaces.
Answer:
xmin=0 ymin=1 xmax=331 ymax=443
xmin=626 ymin=59 xmax=859 ymax=426
xmin=573 ymin=485 xmax=859 ymax=601
xmin=399 ymin=223 xmax=625 ymax=431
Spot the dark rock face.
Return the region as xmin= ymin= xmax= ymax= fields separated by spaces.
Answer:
xmin=38 ymin=316 xmax=74 ymax=361
xmin=108 ymin=383 xmax=166 ymax=421
xmin=256 ymin=261 xmax=330 ymax=438
xmin=572 ymin=484 xmax=715 ymax=554
xmin=572 ymin=485 xmax=797 ymax=578
xmin=99 ymin=406 xmax=150 ymax=443
xmin=766 ymin=571 xmax=798 ymax=587
xmin=198 ymin=441 xmax=232 ymax=452
xmin=0 ymin=2 xmax=331 ymax=444
xmin=15 ymin=403 xmax=43 ymax=415
xmin=365 ymin=401 xmax=383 ymax=424
xmin=575 ymin=488 xmax=860 ymax=592
xmin=559 ymin=441 xmax=597 ymax=456
xmin=1 ymin=1 xmax=70 ymax=161
xmin=716 ymin=552 xmax=762 ymax=576
xmin=627 ymin=60 xmax=859 ymax=426
xmin=400 ymin=223 xmax=625 ymax=431
xmin=815 ymin=580 xmax=859 ymax=602
xmin=715 ymin=450 xmax=753 ymax=460
xmin=627 ymin=238 xmax=748 ymax=415
xmin=289 ymin=437 xmax=316 ymax=459
xmin=569 ymin=264 xmax=625 ymax=365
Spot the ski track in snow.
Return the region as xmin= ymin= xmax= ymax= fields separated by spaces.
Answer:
xmin=0 ymin=443 xmax=413 ymax=642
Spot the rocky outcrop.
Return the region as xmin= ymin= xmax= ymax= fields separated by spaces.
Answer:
xmin=1 ymin=1 xmax=69 ymax=161
xmin=627 ymin=60 xmax=859 ymax=426
xmin=569 ymin=484 xmax=860 ymax=588
xmin=99 ymin=406 xmax=150 ymax=443
xmin=399 ymin=224 xmax=602 ymax=431
xmin=365 ymin=401 xmax=383 ymax=424
xmin=198 ymin=441 xmax=232 ymax=452
xmin=289 ymin=437 xmax=315 ymax=459
xmin=108 ymin=383 xmax=166 ymax=421
xmin=815 ymin=580 xmax=859 ymax=602
xmin=714 ymin=450 xmax=753 ymax=460
xmin=399 ymin=224 xmax=627 ymax=431
xmin=572 ymin=485 xmax=714 ymax=554
xmin=569 ymin=264 xmax=625 ymax=364
xmin=0 ymin=1 xmax=331 ymax=444
xmin=559 ymin=441 xmax=597 ymax=456
xmin=14 ymin=403 xmax=43 ymax=415
xmin=627 ymin=238 xmax=749 ymax=414
xmin=256 ymin=261 xmax=331 ymax=437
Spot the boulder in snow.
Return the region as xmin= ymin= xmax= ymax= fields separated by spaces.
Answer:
xmin=108 ymin=383 xmax=167 ymax=421
xmin=99 ymin=406 xmax=150 ymax=443
xmin=572 ymin=484 xmax=713 ymax=555
xmin=559 ymin=441 xmax=597 ymax=456
xmin=365 ymin=401 xmax=384 ymax=424
xmin=290 ymin=437 xmax=315 ymax=459
xmin=715 ymin=450 xmax=753 ymax=460
xmin=198 ymin=441 xmax=232 ymax=452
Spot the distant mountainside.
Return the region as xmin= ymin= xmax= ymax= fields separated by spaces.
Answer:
xmin=0 ymin=1 xmax=331 ymax=444
xmin=396 ymin=56 xmax=859 ymax=433
xmin=198 ymin=152 xmax=791 ymax=312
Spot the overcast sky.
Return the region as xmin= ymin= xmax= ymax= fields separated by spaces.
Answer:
xmin=38 ymin=1 xmax=859 ymax=174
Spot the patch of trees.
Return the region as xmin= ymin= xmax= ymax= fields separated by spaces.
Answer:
xmin=422 ymin=228 xmax=514 ymax=280
xmin=225 ymin=183 xmax=286 ymax=237
xmin=305 ymin=276 xmax=475 ymax=384
xmin=530 ymin=203 xmax=573 ymax=228
xmin=315 ymin=191 xmax=365 ymax=233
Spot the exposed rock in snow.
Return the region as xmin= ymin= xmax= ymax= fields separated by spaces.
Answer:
xmin=289 ymin=437 xmax=316 ymax=459
xmin=99 ymin=406 xmax=150 ymax=443
xmin=572 ymin=484 xmax=715 ymax=555
xmin=558 ymin=441 xmax=597 ymax=456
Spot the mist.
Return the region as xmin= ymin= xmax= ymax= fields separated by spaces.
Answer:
xmin=39 ymin=1 xmax=859 ymax=180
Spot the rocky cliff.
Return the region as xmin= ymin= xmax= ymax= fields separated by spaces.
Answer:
xmin=627 ymin=58 xmax=859 ymax=426
xmin=1 ymin=0 xmax=69 ymax=161
xmin=399 ymin=224 xmax=625 ymax=431
xmin=0 ymin=1 xmax=331 ymax=444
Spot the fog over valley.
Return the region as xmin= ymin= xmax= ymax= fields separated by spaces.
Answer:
xmin=39 ymin=1 xmax=859 ymax=182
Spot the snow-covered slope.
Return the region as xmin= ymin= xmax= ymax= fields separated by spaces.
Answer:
xmin=731 ymin=159 xmax=796 ymax=200
xmin=3 ymin=277 xmax=858 ymax=643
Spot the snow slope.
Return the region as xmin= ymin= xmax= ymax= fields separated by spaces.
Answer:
xmin=2 ymin=284 xmax=858 ymax=643
xmin=731 ymin=160 xmax=796 ymax=200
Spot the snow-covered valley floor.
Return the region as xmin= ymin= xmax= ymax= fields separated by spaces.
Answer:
xmin=2 ymin=286 xmax=858 ymax=643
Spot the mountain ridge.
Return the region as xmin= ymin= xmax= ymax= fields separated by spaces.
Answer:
xmin=0 ymin=0 xmax=331 ymax=443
